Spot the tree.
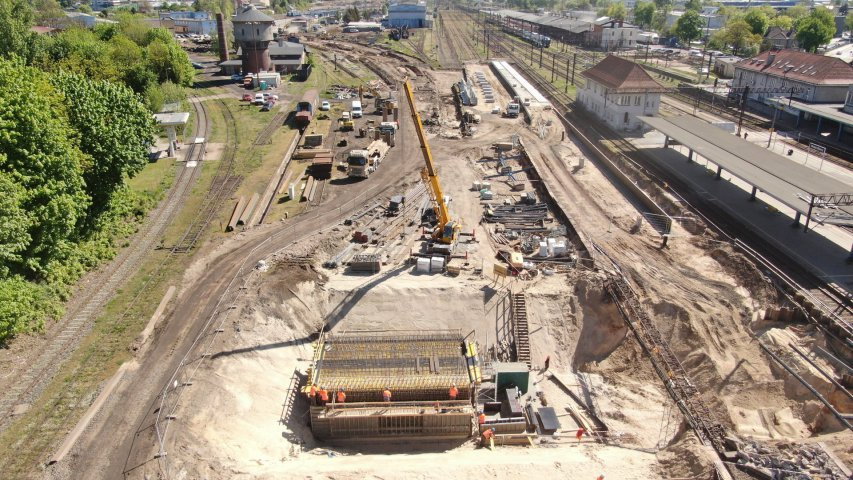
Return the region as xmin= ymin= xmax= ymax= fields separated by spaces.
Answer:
xmin=846 ymin=12 xmax=852 ymax=32
xmin=743 ymin=9 xmax=769 ymax=35
xmin=0 ymin=0 xmax=45 ymax=64
xmin=343 ymin=6 xmax=360 ymax=23
xmin=634 ymin=1 xmax=655 ymax=29
xmin=769 ymin=15 xmax=793 ymax=31
xmin=722 ymin=18 xmax=761 ymax=55
xmin=787 ymin=4 xmax=808 ymax=22
xmin=0 ymin=59 xmax=89 ymax=279
xmin=146 ymin=38 xmax=195 ymax=86
xmin=796 ymin=7 xmax=837 ymax=52
xmin=684 ymin=0 xmax=701 ymax=12
xmin=51 ymin=72 xmax=155 ymax=222
xmin=653 ymin=0 xmax=672 ymax=11
xmin=79 ymin=4 xmax=92 ymax=13
xmin=675 ymin=10 xmax=703 ymax=43
xmin=32 ymin=0 xmax=64 ymax=24
xmin=607 ymin=2 xmax=627 ymax=21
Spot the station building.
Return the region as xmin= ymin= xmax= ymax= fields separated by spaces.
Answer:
xmin=387 ymin=1 xmax=429 ymax=28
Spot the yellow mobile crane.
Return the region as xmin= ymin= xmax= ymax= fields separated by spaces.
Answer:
xmin=403 ymin=80 xmax=461 ymax=247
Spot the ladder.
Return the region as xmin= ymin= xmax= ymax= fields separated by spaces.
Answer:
xmin=512 ymin=292 xmax=531 ymax=367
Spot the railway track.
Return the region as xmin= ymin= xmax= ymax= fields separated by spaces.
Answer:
xmin=171 ymin=99 xmax=241 ymax=253
xmin=482 ymin=10 xmax=853 ymax=435
xmin=436 ymin=11 xmax=462 ymax=70
xmin=0 ymin=94 xmax=213 ymax=451
xmin=253 ymin=110 xmax=287 ymax=146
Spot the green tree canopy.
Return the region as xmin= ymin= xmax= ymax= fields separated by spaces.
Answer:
xmin=146 ymin=38 xmax=195 ymax=86
xmin=51 ymin=72 xmax=155 ymax=222
xmin=722 ymin=18 xmax=762 ymax=55
xmin=343 ymin=6 xmax=360 ymax=23
xmin=675 ymin=10 xmax=703 ymax=43
xmin=634 ymin=1 xmax=655 ymax=28
xmin=769 ymin=15 xmax=793 ymax=30
xmin=606 ymin=2 xmax=627 ymax=21
xmin=684 ymin=0 xmax=701 ymax=12
xmin=796 ymin=7 xmax=836 ymax=52
xmin=743 ymin=9 xmax=770 ymax=35
xmin=0 ymin=59 xmax=89 ymax=278
xmin=786 ymin=4 xmax=808 ymax=21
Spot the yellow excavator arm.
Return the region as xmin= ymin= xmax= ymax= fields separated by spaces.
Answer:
xmin=402 ymin=80 xmax=459 ymax=244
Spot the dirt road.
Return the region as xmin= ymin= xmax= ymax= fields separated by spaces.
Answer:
xmin=54 ymin=90 xmax=425 ymax=480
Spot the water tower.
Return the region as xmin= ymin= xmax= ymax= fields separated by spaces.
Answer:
xmin=232 ymin=5 xmax=275 ymax=74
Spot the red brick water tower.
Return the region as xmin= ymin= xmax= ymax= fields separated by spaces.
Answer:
xmin=232 ymin=5 xmax=275 ymax=74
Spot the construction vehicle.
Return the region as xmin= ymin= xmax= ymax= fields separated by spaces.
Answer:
xmin=346 ymin=140 xmax=390 ymax=179
xmin=402 ymin=80 xmax=460 ymax=248
xmin=505 ymin=100 xmax=521 ymax=118
xmin=338 ymin=111 xmax=354 ymax=131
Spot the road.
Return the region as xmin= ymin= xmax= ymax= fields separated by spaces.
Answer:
xmin=56 ymin=81 xmax=425 ymax=479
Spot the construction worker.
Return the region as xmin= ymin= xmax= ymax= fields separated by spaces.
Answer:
xmin=544 ymin=355 xmax=551 ymax=370
xmin=576 ymin=427 xmax=586 ymax=444
xmin=336 ymin=389 xmax=346 ymax=404
xmin=382 ymin=387 xmax=392 ymax=402
xmin=449 ymin=384 xmax=459 ymax=400
xmin=478 ymin=412 xmax=486 ymax=425
xmin=480 ymin=427 xmax=495 ymax=448
xmin=308 ymin=384 xmax=318 ymax=405
xmin=318 ymin=387 xmax=329 ymax=406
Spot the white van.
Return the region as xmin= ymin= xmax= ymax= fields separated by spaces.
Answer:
xmin=351 ymin=100 xmax=363 ymax=118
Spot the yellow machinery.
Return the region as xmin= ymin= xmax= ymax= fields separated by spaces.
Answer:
xmin=403 ymin=80 xmax=460 ymax=246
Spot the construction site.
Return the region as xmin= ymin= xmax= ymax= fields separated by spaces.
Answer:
xmin=2 ymin=4 xmax=848 ymax=480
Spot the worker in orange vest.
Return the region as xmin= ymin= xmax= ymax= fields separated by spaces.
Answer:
xmin=382 ymin=387 xmax=392 ymax=402
xmin=449 ymin=384 xmax=459 ymax=400
xmin=318 ymin=387 xmax=329 ymax=406
xmin=336 ymin=389 xmax=346 ymax=404
xmin=480 ymin=427 xmax=495 ymax=447
xmin=308 ymin=384 xmax=317 ymax=405
xmin=478 ymin=412 xmax=486 ymax=425
xmin=576 ymin=427 xmax=586 ymax=443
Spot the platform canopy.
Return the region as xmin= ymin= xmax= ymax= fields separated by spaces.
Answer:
xmin=640 ymin=115 xmax=853 ymax=227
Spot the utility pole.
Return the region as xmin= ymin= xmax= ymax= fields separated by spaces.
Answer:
xmin=539 ymin=45 xmax=543 ymax=68
xmin=565 ymin=56 xmax=570 ymax=92
xmin=571 ymin=52 xmax=576 ymax=86
xmin=737 ymin=86 xmax=749 ymax=137
xmin=551 ymin=51 xmax=556 ymax=82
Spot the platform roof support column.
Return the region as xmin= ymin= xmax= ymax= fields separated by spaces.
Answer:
xmin=803 ymin=196 xmax=816 ymax=233
xmin=715 ymin=166 xmax=722 ymax=180
xmin=792 ymin=211 xmax=801 ymax=227
xmin=838 ymin=123 xmax=844 ymax=142
xmin=664 ymin=135 xmax=669 ymax=148
xmin=816 ymin=116 xmax=823 ymax=133
xmin=687 ymin=149 xmax=693 ymax=163
xmin=796 ymin=110 xmax=803 ymax=128
xmin=750 ymin=185 xmax=757 ymax=201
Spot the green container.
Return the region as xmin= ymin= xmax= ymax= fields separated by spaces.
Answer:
xmin=260 ymin=81 xmax=268 ymax=90
xmin=494 ymin=362 xmax=530 ymax=394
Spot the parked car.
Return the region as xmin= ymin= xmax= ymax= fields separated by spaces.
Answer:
xmin=253 ymin=93 xmax=265 ymax=105
xmin=242 ymin=93 xmax=253 ymax=101
xmin=320 ymin=100 xmax=330 ymax=111
xmin=192 ymin=62 xmax=205 ymax=69
xmin=261 ymin=102 xmax=273 ymax=112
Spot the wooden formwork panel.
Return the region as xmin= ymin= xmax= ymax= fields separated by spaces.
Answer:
xmin=312 ymin=412 xmax=472 ymax=440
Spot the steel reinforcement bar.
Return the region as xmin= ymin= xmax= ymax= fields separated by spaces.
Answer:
xmin=604 ymin=275 xmax=727 ymax=452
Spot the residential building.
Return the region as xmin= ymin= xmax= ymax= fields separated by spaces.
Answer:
xmin=221 ymin=39 xmax=308 ymax=74
xmin=387 ymin=2 xmax=429 ymax=28
xmin=578 ymin=55 xmax=663 ymax=131
xmin=714 ymin=56 xmax=741 ymax=78
xmin=763 ymin=26 xmax=797 ymax=50
xmin=593 ymin=20 xmax=640 ymax=50
xmin=732 ymin=49 xmax=853 ymax=104
xmin=666 ymin=8 xmax=725 ymax=35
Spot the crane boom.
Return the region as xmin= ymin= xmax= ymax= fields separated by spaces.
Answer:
xmin=403 ymin=80 xmax=458 ymax=244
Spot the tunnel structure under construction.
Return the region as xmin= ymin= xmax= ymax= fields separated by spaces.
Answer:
xmin=306 ymin=330 xmax=481 ymax=441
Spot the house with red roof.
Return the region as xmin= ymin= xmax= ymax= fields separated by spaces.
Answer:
xmin=577 ymin=54 xmax=663 ymax=131
xmin=732 ymin=49 xmax=853 ymax=105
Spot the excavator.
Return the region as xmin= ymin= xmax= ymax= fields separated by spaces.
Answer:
xmin=402 ymin=79 xmax=461 ymax=250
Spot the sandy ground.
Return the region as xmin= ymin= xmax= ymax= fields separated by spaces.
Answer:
xmin=149 ymin=55 xmax=851 ymax=480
